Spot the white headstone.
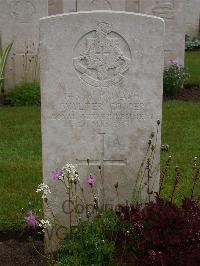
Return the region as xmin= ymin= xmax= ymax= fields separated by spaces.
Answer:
xmin=0 ymin=0 xmax=48 ymax=90
xmin=40 ymin=11 xmax=164 ymax=251
xmin=185 ymin=0 xmax=200 ymax=37
xmin=139 ymin=0 xmax=185 ymax=66
xmin=77 ymin=0 xmax=126 ymax=11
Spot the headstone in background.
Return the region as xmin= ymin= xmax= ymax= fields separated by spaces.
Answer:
xmin=138 ymin=0 xmax=185 ymax=66
xmin=185 ymin=0 xmax=200 ymax=37
xmin=48 ymin=0 xmax=63 ymax=15
xmin=62 ymin=0 xmax=76 ymax=12
xmin=0 ymin=0 xmax=48 ymax=90
xmin=77 ymin=0 xmax=126 ymax=11
xmin=40 ymin=11 xmax=164 ymax=251
xmin=126 ymin=0 xmax=139 ymax=12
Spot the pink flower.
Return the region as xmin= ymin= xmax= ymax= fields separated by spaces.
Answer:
xmin=52 ymin=169 xmax=62 ymax=181
xmin=84 ymin=175 xmax=96 ymax=186
xmin=25 ymin=211 xmax=38 ymax=229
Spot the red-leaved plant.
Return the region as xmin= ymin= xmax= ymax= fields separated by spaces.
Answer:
xmin=113 ymin=196 xmax=200 ymax=266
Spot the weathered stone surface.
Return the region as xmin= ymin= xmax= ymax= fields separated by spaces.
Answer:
xmin=0 ymin=0 xmax=48 ymax=90
xmin=126 ymin=0 xmax=139 ymax=12
xmin=138 ymin=0 xmax=185 ymax=66
xmin=40 ymin=11 xmax=164 ymax=251
xmin=62 ymin=0 xmax=76 ymax=12
xmin=185 ymin=0 xmax=200 ymax=37
xmin=77 ymin=0 xmax=126 ymax=11
xmin=48 ymin=0 xmax=62 ymax=15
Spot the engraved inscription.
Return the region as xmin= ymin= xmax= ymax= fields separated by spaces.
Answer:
xmin=152 ymin=0 xmax=174 ymax=20
xmin=51 ymin=88 xmax=153 ymax=128
xmin=89 ymin=0 xmax=112 ymax=10
xmin=10 ymin=0 xmax=36 ymax=22
xmin=73 ymin=22 xmax=131 ymax=87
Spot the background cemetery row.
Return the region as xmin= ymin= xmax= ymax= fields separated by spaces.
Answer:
xmin=0 ymin=0 xmax=199 ymax=90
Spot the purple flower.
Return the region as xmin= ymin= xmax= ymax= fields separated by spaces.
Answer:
xmin=169 ymin=59 xmax=180 ymax=67
xmin=52 ymin=169 xmax=62 ymax=181
xmin=25 ymin=211 xmax=38 ymax=229
xmin=84 ymin=175 xmax=96 ymax=186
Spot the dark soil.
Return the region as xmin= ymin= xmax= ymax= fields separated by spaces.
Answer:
xmin=164 ymin=86 xmax=200 ymax=101
xmin=175 ymin=86 xmax=200 ymax=101
xmin=0 ymin=95 xmax=9 ymax=106
xmin=186 ymin=47 xmax=200 ymax=52
xmin=0 ymin=230 xmax=48 ymax=266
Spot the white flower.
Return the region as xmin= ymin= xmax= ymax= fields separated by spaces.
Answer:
xmin=62 ymin=163 xmax=79 ymax=183
xmin=62 ymin=163 xmax=77 ymax=175
xmin=36 ymin=183 xmax=51 ymax=199
xmin=39 ymin=219 xmax=51 ymax=232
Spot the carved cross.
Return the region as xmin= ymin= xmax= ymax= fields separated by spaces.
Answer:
xmin=76 ymin=133 xmax=127 ymax=179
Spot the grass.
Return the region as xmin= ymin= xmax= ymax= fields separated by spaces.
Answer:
xmin=185 ymin=51 xmax=200 ymax=86
xmin=0 ymin=102 xmax=200 ymax=231
xmin=161 ymin=101 xmax=200 ymax=203
xmin=0 ymin=107 xmax=42 ymax=231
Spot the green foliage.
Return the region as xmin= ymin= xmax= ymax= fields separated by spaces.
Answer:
xmin=6 ymin=81 xmax=40 ymax=106
xmin=163 ymin=61 xmax=189 ymax=97
xmin=185 ymin=36 xmax=200 ymax=51
xmin=58 ymin=212 xmax=118 ymax=266
xmin=0 ymin=41 xmax=13 ymax=94
xmin=58 ymin=198 xmax=200 ymax=265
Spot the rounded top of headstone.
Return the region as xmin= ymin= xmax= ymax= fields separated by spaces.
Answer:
xmin=40 ymin=11 xmax=165 ymax=25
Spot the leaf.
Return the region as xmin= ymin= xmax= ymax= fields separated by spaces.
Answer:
xmin=0 ymin=41 xmax=13 ymax=79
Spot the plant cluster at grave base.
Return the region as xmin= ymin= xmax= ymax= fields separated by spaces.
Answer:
xmin=163 ymin=60 xmax=189 ymax=97
xmin=58 ymin=211 xmax=117 ymax=266
xmin=185 ymin=36 xmax=200 ymax=51
xmin=56 ymin=197 xmax=200 ymax=266
xmin=23 ymin=141 xmax=199 ymax=266
xmin=5 ymin=81 xmax=40 ymax=106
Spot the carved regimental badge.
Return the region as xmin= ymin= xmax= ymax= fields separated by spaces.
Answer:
xmin=73 ymin=22 xmax=131 ymax=87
